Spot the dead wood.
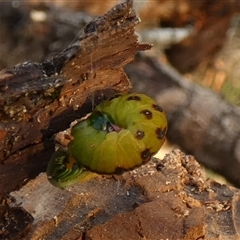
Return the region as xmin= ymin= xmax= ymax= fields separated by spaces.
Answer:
xmin=163 ymin=0 xmax=239 ymax=73
xmin=125 ymin=53 xmax=240 ymax=187
xmin=1 ymin=1 xmax=239 ymax=188
xmin=0 ymin=0 xmax=150 ymax=194
xmin=7 ymin=150 xmax=240 ymax=240
xmin=0 ymin=196 xmax=33 ymax=240
xmin=1 ymin=2 xmax=239 ymax=239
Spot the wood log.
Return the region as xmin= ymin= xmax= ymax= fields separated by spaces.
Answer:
xmin=5 ymin=150 xmax=240 ymax=239
xmin=1 ymin=1 xmax=239 ymax=187
xmin=0 ymin=3 xmax=239 ymax=238
xmin=126 ymin=53 xmax=240 ymax=187
xmin=0 ymin=0 xmax=151 ymax=194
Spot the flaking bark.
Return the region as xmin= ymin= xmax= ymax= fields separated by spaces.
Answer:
xmin=8 ymin=150 xmax=240 ymax=240
xmin=0 ymin=0 xmax=150 ymax=194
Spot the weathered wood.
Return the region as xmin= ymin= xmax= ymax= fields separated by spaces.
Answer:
xmin=0 ymin=0 xmax=151 ymax=194
xmin=0 ymin=196 xmax=34 ymax=240
xmin=8 ymin=150 xmax=240 ymax=239
xmin=126 ymin=53 xmax=240 ymax=187
xmin=1 ymin=1 xmax=239 ymax=188
xmin=164 ymin=0 xmax=239 ymax=73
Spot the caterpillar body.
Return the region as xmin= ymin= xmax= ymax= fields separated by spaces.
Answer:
xmin=47 ymin=93 xmax=167 ymax=188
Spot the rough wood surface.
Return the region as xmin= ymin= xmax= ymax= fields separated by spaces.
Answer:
xmin=1 ymin=2 xmax=239 ymax=239
xmin=0 ymin=0 xmax=150 ymax=194
xmin=7 ymin=150 xmax=240 ymax=240
xmin=1 ymin=1 xmax=239 ymax=187
xmin=126 ymin=54 xmax=240 ymax=187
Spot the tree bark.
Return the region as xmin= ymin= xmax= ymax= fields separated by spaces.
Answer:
xmin=0 ymin=0 xmax=150 ymax=194
xmin=6 ymin=150 xmax=240 ymax=240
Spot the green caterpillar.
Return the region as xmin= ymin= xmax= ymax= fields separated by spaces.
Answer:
xmin=47 ymin=93 xmax=167 ymax=188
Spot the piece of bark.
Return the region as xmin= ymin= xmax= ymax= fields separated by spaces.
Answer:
xmin=1 ymin=0 xmax=239 ymax=187
xmin=9 ymin=150 xmax=240 ymax=240
xmin=0 ymin=0 xmax=151 ymax=194
xmin=125 ymin=53 xmax=240 ymax=187
xmin=0 ymin=196 xmax=34 ymax=240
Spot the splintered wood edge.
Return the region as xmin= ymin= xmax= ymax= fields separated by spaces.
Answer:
xmin=0 ymin=0 xmax=151 ymax=194
xmin=10 ymin=150 xmax=240 ymax=240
